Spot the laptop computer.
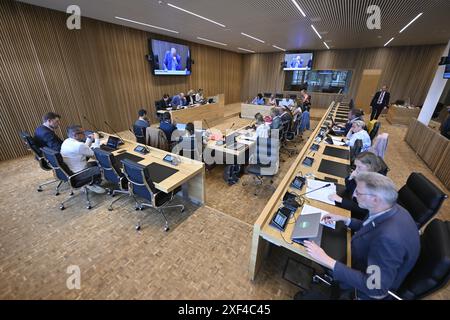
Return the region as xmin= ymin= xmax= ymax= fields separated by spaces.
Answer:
xmin=291 ymin=212 xmax=324 ymax=245
xmin=100 ymin=136 xmax=120 ymax=152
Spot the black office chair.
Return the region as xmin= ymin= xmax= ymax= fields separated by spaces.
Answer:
xmin=280 ymin=119 xmax=297 ymax=157
xmin=121 ymin=159 xmax=184 ymax=231
xmin=243 ymin=137 xmax=280 ymax=196
xmin=350 ymin=139 xmax=363 ymax=165
xmin=93 ymin=148 xmax=129 ymax=211
xmin=397 ymin=172 xmax=448 ymax=229
xmin=41 ymin=147 xmax=100 ymax=210
xmin=19 ymin=131 xmax=62 ymax=194
xmin=132 ymin=125 xmax=147 ymax=145
xmin=369 ymin=121 xmax=381 ymax=141
xmin=389 ymin=219 xmax=450 ymax=300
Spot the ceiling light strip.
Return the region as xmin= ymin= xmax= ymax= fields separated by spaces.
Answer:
xmin=399 ymin=13 xmax=423 ymax=33
xmin=241 ymin=32 xmax=265 ymax=43
xmin=311 ymin=24 xmax=322 ymax=39
xmin=272 ymin=45 xmax=286 ymax=52
xmin=291 ymin=0 xmax=306 ymax=17
xmin=323 ymin=42 xmax=330 ymax=49
xmin=238 ymin=47 xmax=255 ymax=53
xmin=167 ymin=3 xmax=226 ymax=28
xmin=115 ymin=16 xmax=179 ymax=33
xmin=197 ymin=37 xmax=227 ymax=46
xmin=384 ymin=37 xmax=395 ymax=47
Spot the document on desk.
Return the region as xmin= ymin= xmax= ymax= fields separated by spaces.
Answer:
xmin=301 ymin=204 xmax=336 ymax=229
xmin=306 ymin=179 xmax=336 ymax=206
xmin=331 ymin=137 xmax=346 ymax=146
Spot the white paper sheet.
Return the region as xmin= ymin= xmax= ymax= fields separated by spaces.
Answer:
xmin=305 ymin=179 xmax=337 ymax=206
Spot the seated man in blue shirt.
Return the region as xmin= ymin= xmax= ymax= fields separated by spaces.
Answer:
xmin=34 ymin=112 xmax=63 ymax=152
xmin=251 ymin=93 xmax=265 ymax=105
xmin=159 ymin=112 xmax=177 ymax=143
xmin=171 ymin=93 xmax=187 ymax=108
xmin=302 ymin=173 xmax=420 ymax=300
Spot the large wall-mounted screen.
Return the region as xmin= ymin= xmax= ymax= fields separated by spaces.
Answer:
xmin=284 ymin=53 xmax=313 ymax=71
xmin=150 ymin=39 xmax=191 ymax=76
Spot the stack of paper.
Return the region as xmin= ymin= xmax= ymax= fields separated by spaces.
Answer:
xmin=300 ymin=204 xmax=336 ymax=229
xmin=331 ymin=137 xmax=346 ymax=146
xmin=306 ymin=179 xmax=336 ymax=206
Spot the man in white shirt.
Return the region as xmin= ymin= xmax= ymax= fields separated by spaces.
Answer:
xmin=345 ymin=120 xmax=371 ymax=152
xmin=279 ymin=97 xmax=295 ymax=109
xmin=254 ymin=113 xmax=270 ymax=139
xmin=60 ymin=125 xmax=105 ymax=193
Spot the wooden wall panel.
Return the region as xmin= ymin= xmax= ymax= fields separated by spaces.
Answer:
xmin=241 ymin=45 xmax=446 ymax=108
xmin=435 ymin=145 xmax=450 ymax=191
xmin=404 ymin=119 xmax=450 ymax=190
xmin=0 ymin=0 xmax=243 ymax=161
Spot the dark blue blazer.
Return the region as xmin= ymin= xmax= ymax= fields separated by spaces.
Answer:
xmin=163 ymin=52 xmax=182 ymax=71
xmin=159 ymin=120 xmax=177 ymax=142
xmin=333 ymin=204 xmax=420 ymax=300
xmin=34 ymin=125 xmax=63 ymax=152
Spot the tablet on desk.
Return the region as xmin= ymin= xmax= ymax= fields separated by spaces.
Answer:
xmin=163 ymin=154 xmax=174 ymax=163
xmin=302 ymin=157 xmax=314 ymax=167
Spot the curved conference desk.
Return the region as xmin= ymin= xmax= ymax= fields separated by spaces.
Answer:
xmin=249 ymin=102 xmax=352 ymax=280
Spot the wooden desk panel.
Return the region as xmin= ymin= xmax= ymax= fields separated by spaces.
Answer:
xmin=249 ymin=102 xmax=352 ymax=280
xmin=100 ymin=133 xmax=205 ymax=205
xmin=240 ymin=103 xmax=272 ymax=119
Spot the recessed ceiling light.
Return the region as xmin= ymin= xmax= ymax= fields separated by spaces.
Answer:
xmin=311 ymin=25 xmax=322 ymax=39
xmin=291 ymin=0 xmax=306 ymax=17
xmin=115 ymin=16 xmax=178 ymax=33
xmin=167 ymin=3 xmax=226 ymax=28
xmin=241 ymin=32 xmax=265 ymax=43
xmin=384 ymin=37 xmax=395 ymax=47
xmin=323 ymin=42 xmax=330 ymax=49
xmin=238 ymin=47 xmax=255 ymax=53
xmin=196 ymin=37 xmax=227 ymax=46
xmin=272 ymin=45 xmax=286 ymax=52
xmin=399 ymin=13 xmax=423 ymax=33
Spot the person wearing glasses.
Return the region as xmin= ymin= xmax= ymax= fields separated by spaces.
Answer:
xmin=299 ymin=173 xmax=420 ymax=300
xmin=328 ymin=152 xmax=387 ymax=219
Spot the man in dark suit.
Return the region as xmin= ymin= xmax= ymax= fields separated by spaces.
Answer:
xmin=157 ymin=94 xmax=172 ymax=111
xmin=34 ymin=112 xmax=63 ymax=152
xmin=303 ymin=172 xmax=420 ymax=300
xmin=370 ymin=85 xmax=390 ymax=120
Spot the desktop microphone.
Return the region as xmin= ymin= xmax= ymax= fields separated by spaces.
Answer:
xmin=297 ymin=184 xmax=332 ymax=197
xmin=82 ymin=115 xmax=104 ymax=138
xmin=129 ymin=128 xmax=150 ymax=152
xmin=104 ymin=121 xmax=125 ymax=144
xmin=228 ymin=122 xmax=235 ymax=132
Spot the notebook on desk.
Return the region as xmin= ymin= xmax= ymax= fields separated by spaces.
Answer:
xmin=115 ymin=152 xmax=144 ymax=164
xmin=318 ymin=159 xmax=350 ymax=178
xmin=145 ymin=162 xmax=179 ymax=183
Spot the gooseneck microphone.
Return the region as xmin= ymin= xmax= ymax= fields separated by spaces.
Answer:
xmin=297 ymin=183 xmax=332 ymax=197
xmin=104 ymin=121 xmax=125 ymax=144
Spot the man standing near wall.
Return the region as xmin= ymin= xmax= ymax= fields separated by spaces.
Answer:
xmin=370 ymin=85 xmax=390 ymax=120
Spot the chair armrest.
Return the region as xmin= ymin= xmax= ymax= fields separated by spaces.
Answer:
xmin=68 ymin=167 xmax=95 ymax=187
